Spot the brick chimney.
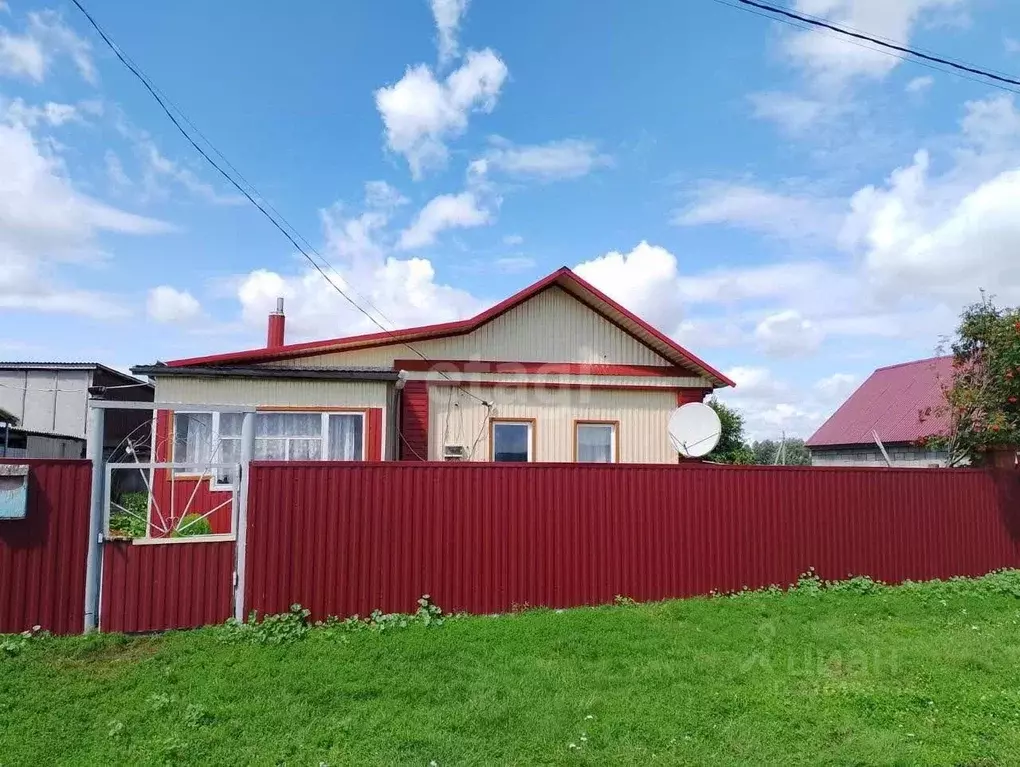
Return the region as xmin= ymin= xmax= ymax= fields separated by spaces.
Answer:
xmin=266 ymin=297 xmax=286 ymax=348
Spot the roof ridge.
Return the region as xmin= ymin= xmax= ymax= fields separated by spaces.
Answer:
xmin=874 ymin=354 xmax=952 ymax=372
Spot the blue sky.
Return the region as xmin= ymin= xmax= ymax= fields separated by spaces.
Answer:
xmin=3 ymin=0 xmax=1020 ymax=437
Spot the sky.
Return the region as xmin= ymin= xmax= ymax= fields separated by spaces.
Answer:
xmin=3 ymin=0 xmax=1020 ymax=439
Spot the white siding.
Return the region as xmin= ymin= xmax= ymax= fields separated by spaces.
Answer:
xmin=429 ymin=385 xmax=678 ymax=464
xmin=155 ymin=376 xmax=390 ymax=408
xmin=262 ymin=287 xmax=677 ymax=368
xmin=0 ymin=369 xmax=89 ymax=437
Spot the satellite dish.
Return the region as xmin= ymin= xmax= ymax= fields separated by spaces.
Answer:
xmin=668 ymin=402 xmax=722 ymax=458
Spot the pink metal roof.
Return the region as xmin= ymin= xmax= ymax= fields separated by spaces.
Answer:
xmin=806 ymin=356 xmax=955 ymax=448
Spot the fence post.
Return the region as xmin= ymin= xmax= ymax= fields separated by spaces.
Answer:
xmin=83 ymin=405 xmax=105 ymax=633
xmin=234 ymin=411 xmax=255 ymax=621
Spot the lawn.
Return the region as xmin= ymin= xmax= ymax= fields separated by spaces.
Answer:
xmin=3 ymin=573 xmax=1020 ymax=766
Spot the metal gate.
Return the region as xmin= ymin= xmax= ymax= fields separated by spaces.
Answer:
xmin=86 ymin=400 xmax=255 ymax=633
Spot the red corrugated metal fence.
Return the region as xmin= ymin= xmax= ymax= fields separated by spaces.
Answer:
xmin=100 ymin=540 xmax=235 ymax=633
xmin=0 ymin=460 xmax=91 ymax=634
xmin=245 ymin=462 xmax=1020 ymax=619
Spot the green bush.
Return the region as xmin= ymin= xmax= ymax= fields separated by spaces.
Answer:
xmin=171 ymin=514 xmax=212 ymax=538
xmin=108 ymin=492 xmax=148 ymax=538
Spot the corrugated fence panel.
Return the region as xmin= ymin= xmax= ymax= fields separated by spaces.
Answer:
xmin=0 ymin=459 xmax=91 ymax=635
xmin=100 ymin=541 xmax=235 ymax=633
xmin=245 ymin=462 xmax=1020 ymax=620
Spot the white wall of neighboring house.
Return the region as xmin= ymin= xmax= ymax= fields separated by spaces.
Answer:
xmin=810 ymin=445 xmax=949 ymax=468
xmin=0 ymin=368 xmax=90 ymax=437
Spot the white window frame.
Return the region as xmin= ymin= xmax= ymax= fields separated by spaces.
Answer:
xmin=574 ymin=421 xmax=618 ymax=464
xmin=256 ymin=410 xmax=366 ymax=463
xmin=490 ymin=419 xmax=535 ymax=463
xmin=171 ymin=409 xmax=368 ymax=491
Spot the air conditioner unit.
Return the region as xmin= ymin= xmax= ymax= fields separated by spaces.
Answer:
xmin=443 ymin=445 xmax=467 ymax=461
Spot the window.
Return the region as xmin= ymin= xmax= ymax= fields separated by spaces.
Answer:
xmin=327 ymin=413 xmax=364 ymax=460
xmin=491 ymin=420 xmax=533 ymax=462
xmin=575 ymin=422 xmax=617 ymax=463
xmin=171 ymin=410 xmax=366 ymax=488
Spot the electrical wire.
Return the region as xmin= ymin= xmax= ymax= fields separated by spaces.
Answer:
xmin=710 ymin=0 xmax=1020 ymax=94
xmin=68 ymin=0 xmax=493 ymax=408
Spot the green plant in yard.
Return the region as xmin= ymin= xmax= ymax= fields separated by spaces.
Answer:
xmin=6 ymin=572 xmax=1020 ymax=765
xmin=171 ymin=514 xmax=212 ymax=538
xmin=217 ymin=596 xmax=447 ymax=644
xmin=108 ymin=492 xmax=149 ymax=538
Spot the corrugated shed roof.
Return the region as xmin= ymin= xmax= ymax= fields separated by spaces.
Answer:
xmin=806 ymin=356 xmax=954 ymax=448
xmin=0 ymin=362 xmax=150 ymax=388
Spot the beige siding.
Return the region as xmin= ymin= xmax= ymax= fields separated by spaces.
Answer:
xmin=407 ymin=371 xmax=707 ymax=388
xmin=262 ymin=287 xmax=676 ymax=368
xmin=155 ymin=376 xmax=389 ymax=408
xmin=428 ymin=385 xmax=678 ymax=464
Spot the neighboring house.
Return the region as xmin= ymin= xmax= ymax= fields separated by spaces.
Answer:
xmin=0 ymin=427 xmax=85 ymax=459
xmin=807 ymin=356 xmax=953 ymax=468
xmin=133 ymin=267 xmax=732 ymax=486
xmin=0 ymin=362 xmax=154 ymax=459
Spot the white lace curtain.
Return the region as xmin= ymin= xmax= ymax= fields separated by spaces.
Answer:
xmin=328 ymin=414 xmax=363 ymax=460
xmin=577 ymin=424 xmax=614 ymax=463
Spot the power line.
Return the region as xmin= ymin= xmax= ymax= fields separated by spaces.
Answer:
xmin=68 ymin=0 xmax=492 ymax=408
xmin=714 ymin=0 xmax=1020 ymax=92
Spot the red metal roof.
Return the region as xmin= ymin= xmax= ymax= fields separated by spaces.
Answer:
xmin=163 ymin=267 xmax=734 ymax=388
xmin=807 ymin=356 xmax=954 ymax=448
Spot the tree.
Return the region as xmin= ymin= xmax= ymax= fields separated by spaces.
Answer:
xmin=706 ymin=398 xmax=754 ymax=464
xmin=751 ymin=438 xmax=812 ymax=466
xmin=920 ymin=295 xmax=1020 ymax=466
xmin=0 ymin=408 xmax=18 ymax=426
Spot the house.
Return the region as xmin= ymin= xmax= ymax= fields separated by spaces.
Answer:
xmin=806 ymin=356 xmax=954 ymax=468
xmin=132 ymin=268 xmax=731 ymax=490
xmin=0 ymin=362 xmax=153 ymax=459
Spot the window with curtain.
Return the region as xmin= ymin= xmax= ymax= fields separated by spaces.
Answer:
xmin=492 ymin=421 xmax=532 ymax=462
xmin=173 ymin=412 xmax=213 ymax=466
xmin=327 ymin=413 xmax=364 ymax=460
xmin=576 ymin=422 xmax=616 ymax=463
xmin=171 ymin=410 xmax=367 ymax=487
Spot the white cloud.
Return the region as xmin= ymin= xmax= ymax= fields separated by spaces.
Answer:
xmin=0 ymin=11 xmax=95 ymax=84
xmin=717 ymin=366 xmax=850 ymax=440
xmin=139 ymin=140 xmax=244 ymax=206
xmin=840 ymin=96 xmax=1020 ymax=303
xmin=815 ymin=372 xmax=859 ymax=400
xmin=502 ymin=233 xmax=523 ymax=246
xmin=1007 ymin=37 xmax=1020 ymax=55
xmin=105 ymin=150 xmax=131 ymax=189
xmin=494 ymin=256 xmax=535 ymax=273
xmin=479 ymin=138 xmax=612 ymax=181
xmin=574 ymin=241 xmax=687 ymax=333
xmin=363 ymin=180 xmax=408 ymax=210
xmin=754 ymin=310 xmax=824 ymax=357
xmin=784 ymin=0 xmax=964 ymax=85
xmin=0 ymin=117 xmax=170 ymax=318
xmin=1 ymin=96 xmax=85 ymax=127
xmin=431 ymin=0 xmax=469 ymax=66
xmin=375 ymin=48 xmax=508 ymax=178
xmin=675 ymin=181 xmax=842 ymax=242
xmin=147 ymin=286 xmax=201 ymax=323
xmin=748 ymin=91 xmax=849 ymax=135
xmin=905 ymin=75 xmax=934 ymax=94
xmin=398 ymin=190 xmax=492 ymax=249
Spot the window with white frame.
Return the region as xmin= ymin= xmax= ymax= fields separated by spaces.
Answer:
xmin=172 ymin=410 xmax=366 ymax=487
xmin=491 ymin=420 xmax=533 ymax=462
xmin=575 ymin=422 xmax=617 ymax=463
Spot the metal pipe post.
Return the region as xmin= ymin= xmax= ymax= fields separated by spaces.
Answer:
xmin=83 ymin=406 xmax=105 ymax=632
xmin=233 ymin=411 xmax=255 ymax=621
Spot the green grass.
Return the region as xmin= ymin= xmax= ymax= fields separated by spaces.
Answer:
xmin=3 ymin=573 xmax=1020 ymax=766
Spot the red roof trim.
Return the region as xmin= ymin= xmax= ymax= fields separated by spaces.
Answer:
xmin=393 ymin=359 xmax=697 ymax=377
xmin=166 ymin=267 xmax=733 ymax=387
